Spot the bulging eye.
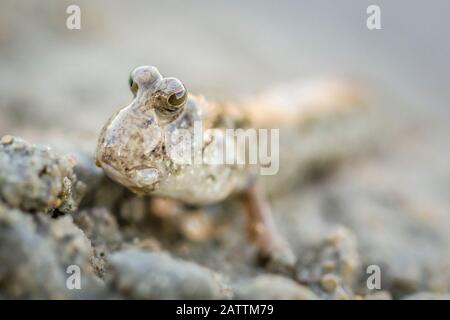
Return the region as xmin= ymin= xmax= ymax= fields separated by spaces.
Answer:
xmin=167 ymin=90 xmax=187 ymax=107
xmin=154 ymin=78 xmax=187 ymax=121
xmin=128 ymin=74 xmax=133 ymax=88
xmin=129 ymin=74 xmax=138 ymax=96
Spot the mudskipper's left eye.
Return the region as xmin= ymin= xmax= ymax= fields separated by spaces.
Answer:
xmin=128 ymin=75 xmax=133 ymax=88
xmin=129 ymin=74 xmax=138 ymax=96
xmin=167 ymin=90 xmax=187 ymax=107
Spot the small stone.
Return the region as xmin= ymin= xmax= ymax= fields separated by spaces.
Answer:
xmin=149 ymin=197 xmax=181 ymax=218
xmin=1 ymin=135 xmax=14 ymax=145
xmin=325 ymin=227 xmax=350 ymax=247
xmin=320 ymin=273 xmax=340 ymax=292
xmin=180 ymin=211 xmax=214 ymax=242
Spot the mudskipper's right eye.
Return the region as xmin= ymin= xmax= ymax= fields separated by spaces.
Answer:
xmin=167 ymin=89 xmax=187 ymax=107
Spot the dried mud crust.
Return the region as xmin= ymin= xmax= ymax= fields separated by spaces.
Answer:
xmin=0 ymin=136 xmax=85 ymax=214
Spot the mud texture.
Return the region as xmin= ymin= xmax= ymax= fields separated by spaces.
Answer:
xmin=0 ymin=131 xmax=449 ymax=299
xmin=0 ymin=136 xmax=85 ymax=214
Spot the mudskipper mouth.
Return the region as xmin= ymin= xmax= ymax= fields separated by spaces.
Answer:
xmin=99 ymin=161 xmax=160 ymax=191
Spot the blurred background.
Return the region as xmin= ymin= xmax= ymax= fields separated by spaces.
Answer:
xmin=1 ymin=0 xmax=450 ymax=299
xmin=1 ymin=0 xmax=449 ymax=133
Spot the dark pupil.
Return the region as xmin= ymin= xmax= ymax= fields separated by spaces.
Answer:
xmin=168 ymin=91 xmax=186 ymax=106
xmin=128 ymin=75 xmax=133 ymax=88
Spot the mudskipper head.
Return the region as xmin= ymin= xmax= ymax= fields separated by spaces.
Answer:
xmin=96 ymin=66 xmax=191 ymax=195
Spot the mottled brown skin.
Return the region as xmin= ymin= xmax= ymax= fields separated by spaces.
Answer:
xmin=96 ymin=66 xmax=293 ymax=269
